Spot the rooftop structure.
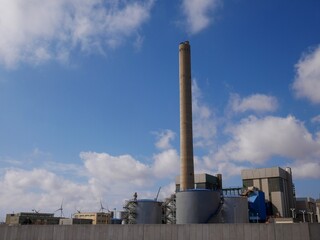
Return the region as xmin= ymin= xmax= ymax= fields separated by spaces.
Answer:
xmin=175 ymin=173 xmax=222 ymax=192
xmin=73 ymin=212 xmax=111 ymax=225
xmin=5 ymin=212 xmax=60 ymax=226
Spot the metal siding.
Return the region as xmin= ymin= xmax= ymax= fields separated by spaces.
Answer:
xmin=136 ymin=200 xmax=162 ymax=224
xmin=176 ymin=190 xmax=221 ymax=224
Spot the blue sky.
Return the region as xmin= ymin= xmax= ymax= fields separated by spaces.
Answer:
xmin=0 ymin=0 xmax=320 ymax=218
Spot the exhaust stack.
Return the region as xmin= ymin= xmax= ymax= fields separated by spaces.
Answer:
xmin=179 ymin=41 xmax=194 ymax=191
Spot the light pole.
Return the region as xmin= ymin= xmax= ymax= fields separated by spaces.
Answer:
xmin=300 ymin=210 xmax=306 ymax=222
xmin=307 ymin=212 xmax=313 ymax=223
xmin=290 ymin=208 xmax=295 ymax=219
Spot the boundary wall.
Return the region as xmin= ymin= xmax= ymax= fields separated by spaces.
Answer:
xmin=0 ymin=223 xmax=319 ymax=240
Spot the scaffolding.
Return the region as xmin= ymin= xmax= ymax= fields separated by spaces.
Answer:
xmin=162 ymin=194 xmax=176 ymax=224
xmin=123 ymin=199 xmax=137 ymax=224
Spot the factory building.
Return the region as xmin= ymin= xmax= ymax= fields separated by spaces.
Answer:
xmin=295 ymin=197 xmax=317 ymax=223
xmin=175 ymin=173 xmax=222 ymax=192
xmin=73 ymin=212 xmax=111 ymax=224
xmin=241 ymin=167 xmax=295 ymax=218
xmin=59 ymin=218 xmax=93 ymax=225
xmin=5 ymin=212 xmax=60 ymax=226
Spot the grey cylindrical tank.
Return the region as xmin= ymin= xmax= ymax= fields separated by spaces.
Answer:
xmin=220 ymin=196 xmax=248 ymax=223
xmin=136 ymin=199 xmax=162 ymax=224
xmin=176 ymin=190 xmax=221 ymax=224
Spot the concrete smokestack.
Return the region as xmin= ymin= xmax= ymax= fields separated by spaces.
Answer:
xmin=179 ymin=41 xmax=194 ymax=191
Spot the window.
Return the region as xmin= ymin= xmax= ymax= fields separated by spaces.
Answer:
xmin=268 ymin=178 xmax=283 ymax=192
xmin=243 ymin=179 xmax=253 ymax=188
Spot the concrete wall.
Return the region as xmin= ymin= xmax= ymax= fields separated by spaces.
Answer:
xmin=0 ymin=223 xmax=319 ymax=240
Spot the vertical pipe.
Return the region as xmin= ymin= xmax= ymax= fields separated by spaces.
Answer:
xmin=179 ymin=41 xmax=194 ymax=191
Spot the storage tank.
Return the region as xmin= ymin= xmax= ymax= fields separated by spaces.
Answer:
xmin=135 ymin=199 xmax=162 ymax=224
xmin=219 ymin=196 xmax=249 ymax=223
xmin=176 ymin=189 xmax=221 ymax=224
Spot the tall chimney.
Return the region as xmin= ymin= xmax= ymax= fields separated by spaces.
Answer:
xmin=179 ymin=41 xmax=194 ymax=191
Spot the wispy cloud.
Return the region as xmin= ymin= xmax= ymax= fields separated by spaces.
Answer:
xmin=0 ymin=0 xmax=154 ymax=68
xmin=154 ymin=129 xmax=176 ymax=150
xmin=293 ymin=44 xmax=320 ymax=104
xmin=192 ymin=80 xmax=217 ymax=147
xmin=229 ymin=93 xmax=278 ymax=114
xmin=181 ymin=0 xmax=220 ymax=34
xmin=311 ymin=115 xmax=320 ymax=123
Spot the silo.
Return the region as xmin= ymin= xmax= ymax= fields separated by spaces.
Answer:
xmin=135 ymin=199 xmax=162 ymax=224
xmin=176 ymin=189 xmax=221 ymax=223
xmin=219 ymin=196 xmax=249 ymax=223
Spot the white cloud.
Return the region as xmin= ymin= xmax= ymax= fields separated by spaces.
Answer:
xmin=154 ymin=129 xmax=176 ymax=150
xmin=0 ymin=0 xmax=154 ymax=68
xmin=293 ymin=45 xmax=320 ymax=104
xmin=80 ymin=151 xmax=153 ymax=187
xmin=291 ymin=162 xmax=320 ymax=179
xmin=192 ymin=80 xmax=217 ymax=147
xmin=229 ymin=93 xmax=278 ymax=113
xmin=158 ymin=182 xmax=176 ymax=201
xmin=0 ymin=129 xmax=182 ymax=218
xmin=133 ymin=34 xmax=144 ymax=51
xmin=0 ymin=168 xmax=92 ymax=217
xmin=311 ymin=115 xmax=320 ymax=123
xmin=153 ymin=149 xmax=180 ymax=178
xmin=214 ymin=115 xmax=320 ymax=164
xmin=0 ymin=147 xmax=178 ymax=218
xmin=181 ymin=0 xmax=220 ymax=34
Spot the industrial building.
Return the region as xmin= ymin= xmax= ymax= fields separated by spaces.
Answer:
xmin=241 ymin=166 xmax=295 ymax=218
xmin=59 ymin=218 xmax=93 ymax=225
xmin=295 ymin=197 xmax=317 ymax=223
xmin=122 ymin=41 xmax=253 ymax=225
xmin=122 ymin=42 xmax=227 ymax=225
xmin=175 ymin=173 xmax=222 ymax=192
xmin=73 ymin=212 xmax=111 ymax=224
xmin=5 ymin=212 xmax=61 ymax=226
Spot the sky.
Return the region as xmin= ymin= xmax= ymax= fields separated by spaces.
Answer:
xmin=0 ymin=0 xmax=320 ymax=219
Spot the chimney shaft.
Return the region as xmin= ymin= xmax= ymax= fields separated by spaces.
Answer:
xmin=179 ymin=41 xmax=194 ymax=191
